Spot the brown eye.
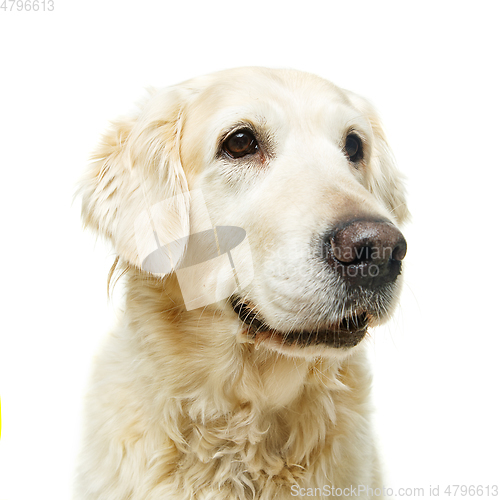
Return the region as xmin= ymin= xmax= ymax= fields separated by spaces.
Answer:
xmin=223 ymin=129 xmax=258 ymax=158
xmin=344 ymin=134 xmax=363 ymax=163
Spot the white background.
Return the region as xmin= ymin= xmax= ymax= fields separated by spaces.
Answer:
xmin=1 ymin=1 xmax=499 ymax=499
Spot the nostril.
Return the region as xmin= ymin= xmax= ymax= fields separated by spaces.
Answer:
xmin=391 ymin=238 xmax=407 ymax=262
xmin=331 ymin=238 xmax=351 ymax=263
xmin=330 ymin=231 xmax=379 ymax=266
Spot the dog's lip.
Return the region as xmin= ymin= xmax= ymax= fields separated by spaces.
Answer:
xmin=230 ymin=297 xmax=369 ymax=349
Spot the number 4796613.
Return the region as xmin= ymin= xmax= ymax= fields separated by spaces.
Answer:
xmin=0 ymin=0 xmax=54 ymax=11
xmin=444 ymin=485 xmax=499 ymax=497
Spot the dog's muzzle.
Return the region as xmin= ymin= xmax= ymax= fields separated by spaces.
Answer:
xmin=230 ymin=218 xmax=406 ymax=350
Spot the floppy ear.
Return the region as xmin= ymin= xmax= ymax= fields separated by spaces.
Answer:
xmin=345 ymin=91 xmax=410 ymax=225
xmin=79 ymin=86 xmax=192 ymax=270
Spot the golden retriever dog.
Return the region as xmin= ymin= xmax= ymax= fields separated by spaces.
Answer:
xmin=75 ymin=67 xmax=408 ymax=500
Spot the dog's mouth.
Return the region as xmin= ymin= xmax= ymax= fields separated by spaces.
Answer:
xmin=231 ymin=297 xmax=369 ymax=349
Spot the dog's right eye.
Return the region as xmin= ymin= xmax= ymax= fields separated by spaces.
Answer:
xmin=222 ymin=130 xmax=259 ymax=159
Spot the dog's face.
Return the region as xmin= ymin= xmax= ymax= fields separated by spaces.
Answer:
xmin=81 ymin=67 xmax=409 ymax=359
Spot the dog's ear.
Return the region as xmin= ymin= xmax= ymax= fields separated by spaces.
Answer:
xmin=345 ymin=91 xmax=410 ymax=225
xmin=79 ymin=86 xmax=192 ymax=270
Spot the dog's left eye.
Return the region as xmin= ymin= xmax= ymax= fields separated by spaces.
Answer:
xmin=344 ymin=134 xmax=363 ymax=163
xmin=223 ymin=130 xmax=259 ymax=159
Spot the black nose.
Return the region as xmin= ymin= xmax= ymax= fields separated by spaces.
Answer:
xmin=325 ymin=219 xmax=407 ymax=288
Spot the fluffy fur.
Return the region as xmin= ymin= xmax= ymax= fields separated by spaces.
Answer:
xmin=75 ymin=67 xmax=408 ymax=499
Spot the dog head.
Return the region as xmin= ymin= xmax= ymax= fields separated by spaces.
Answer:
xmin=80 ymin=67 xmax=409 ymax=358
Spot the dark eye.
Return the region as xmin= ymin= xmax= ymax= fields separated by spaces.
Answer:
xmin=344 ymin=134 xmax=363 ymax=163
xmin=223 ymin=129 xmax=258 ymax=158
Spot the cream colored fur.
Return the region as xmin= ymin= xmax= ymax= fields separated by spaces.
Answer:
xmin=75 ymin=68 xmax=408 ymax=499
